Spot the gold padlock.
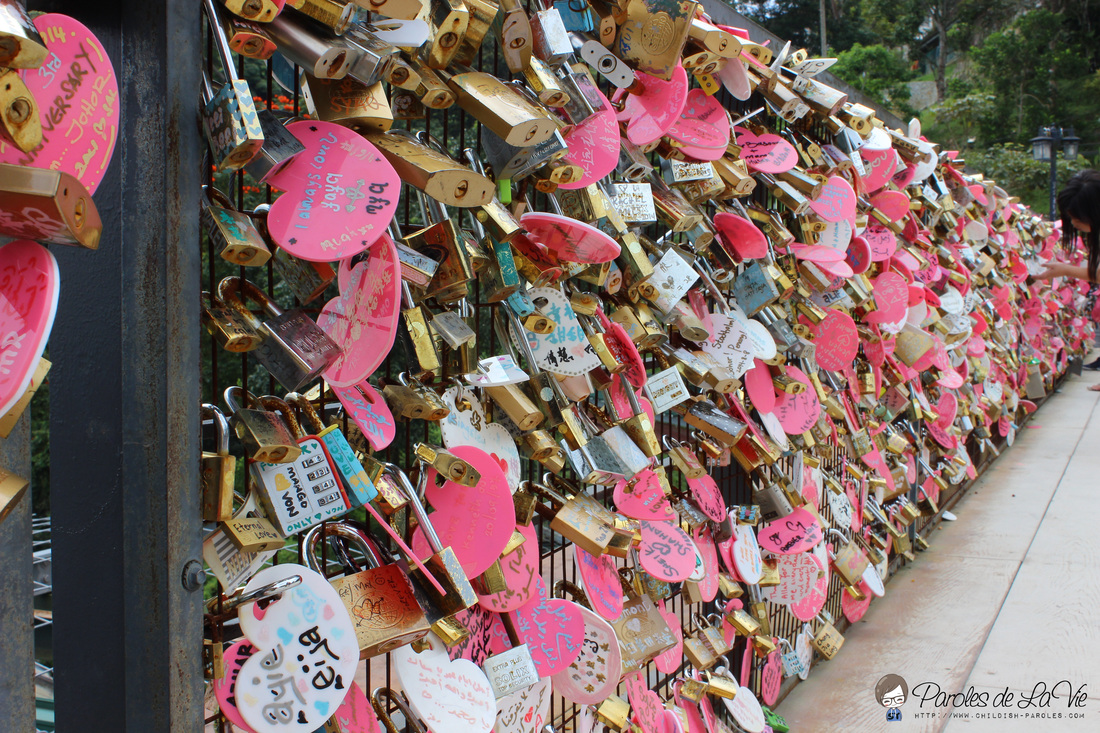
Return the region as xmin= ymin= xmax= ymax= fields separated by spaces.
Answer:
xmin=0 ymin=163 xmax=101 ymax=248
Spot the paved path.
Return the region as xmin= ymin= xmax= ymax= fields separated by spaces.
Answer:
xmin=776 ymin=368 xmax=1100 ymax=732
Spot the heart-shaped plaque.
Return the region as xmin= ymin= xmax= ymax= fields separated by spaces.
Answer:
xmin=0 ymin=240 xmax=59 ymax=417
xmin=267 ymin=121 xmax=399 ymax=262
xmin=394 ymin=632 xmax=497 ymax=733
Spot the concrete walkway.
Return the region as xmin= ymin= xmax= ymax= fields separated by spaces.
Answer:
xmin=776 ymin=369 xmax=1100 ymax=732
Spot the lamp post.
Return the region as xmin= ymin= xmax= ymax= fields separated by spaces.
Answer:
xmin=1030 ymin=125 xmax=1081 ymax=220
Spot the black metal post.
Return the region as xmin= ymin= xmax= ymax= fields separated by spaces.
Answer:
xmin=1050 ymin=126 xmax=1061 ymax=221
xmin=43 ymin=0 xmax=203 ymax=730
xmin=0 ymin=413 xmax=33 ymax=729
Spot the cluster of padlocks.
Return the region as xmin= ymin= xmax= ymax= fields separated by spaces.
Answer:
xmin=0 ymin=8 xmax=118 ymax=522
xmin=195 ymin=0 xmax=1092 ymax=731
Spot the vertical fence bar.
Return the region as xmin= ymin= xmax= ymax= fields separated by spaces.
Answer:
xmin=0 ymin=413 xmax=33 ymax=728
xmin=46 ymin=0 xmax=202 ymax=729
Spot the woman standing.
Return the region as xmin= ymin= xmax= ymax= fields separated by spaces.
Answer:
xmin=1035 ymin=170 xmax=1100 ymax=381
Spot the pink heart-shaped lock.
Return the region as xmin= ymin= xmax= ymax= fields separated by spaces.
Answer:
xmin=735 ymin=128 xmax=797 ymax=173
xmin=773 ymin=366 xmax=820 ymax=435
xmin=510 ymin=576 xmax=585 ymax=676
xmin=808 ymin=176 xmax=857 ymax=222
xmin=0 ymin=15 xmax=119 ymax=194
xmin=332 ymin=380 xmax=395 ymax=451
xmin=809 ymin=308 xmax=859 ymax=371
xmin=0 ymin=240 xmax=59 ymax=417
xmin=667 ymin=89 xmax=731 ymax=161
xmin=745 ymin=359 xmax=777 ymax=413
xmin=477 ymin=521 xmax=539 ymax=612
xmin=574 ymin=545 xmax=623 ymax=621
xmin=615 ymin=65 xmax=689 ymax=145
xmin=561 ymin=86 xmax=620 ymax=190
xmin=416 ymin=445 xmax=515 ymax=577
xmin=846 ymin=235 xmax=872 ymax=274
xmin=757 ymin=506 xmax=824 ymax=555
xmin=640 ymin=520 xmax=697 ymax=582
xmin=266 ymin=121 xmax=399 ymax=262
xmin=319 ymin=234 xmax=401 ymax=386
xmin=864 ymin=271 xmax=909 ymax=325
xmin=859 ymin=146 xmax=899 ymax=193
xmin=521 ymin=212 xmax=621 ymax=263
xmin=714 ymin=212 xmax=768 ymax=260
xmin=615 ymin=469 xmax=676 ymax=521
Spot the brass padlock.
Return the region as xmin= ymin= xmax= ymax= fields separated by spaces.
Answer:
xmin=201 ymin=290 xmax=263 ymax=353
xmin=223 ymin=13 xmax=277 ymax=58
xmin=385 ymin=463 xmax=479 ymax=623
xmin=497 ymin=0 xmax=533 ymax=72
xmin=529 ymin=480 xmax=618 ymax=557
xmin=0 ymin=1 xmax=48 ymax=69
xmin=303 ymin=521 xmax=430 ymax=658
xmin=203 ymin=186 xmax=271 ymax=266
xmin=415 ymin=442 xmax=480 ymax=486
xmin=665 ymin=436 xmax=706 ymax=479
xmin=201 ymin=0 xmax=264 ymax=170
xmin=445 ymin=69 xmax=557 ymax=148
xmin=613 ymin=569 xmax=678 ymax=671
xmin=596 ymin=694 xmax=630 ymax=730
xmin=0 ymin=163 xmax=102 ymax=248
xmin=0 ymin=67 xmax=40 ymax=153
xmin=382 ymin=372 xmax=450 ymax=421
xmin=0 ymin=464 xmax=28 ymax=527
xmin=673 ymin=398 xmax=748 ymax=447
xmin=221 ymin=0 xmax=282 ymax=23
xmin=218 ymin=276 xmax=342 ymax=391
xmin=223 ymin=385 xmax=300 ymax=463
xmin=365 ymin=129 xmax=494 ymax=207
xmin=304 ymin=74 xmax=394 ymax=133
xmin=810 ymin=612 xmax=845 ymax=659
xmin=200 ymin=404 xmax=236 ymax=522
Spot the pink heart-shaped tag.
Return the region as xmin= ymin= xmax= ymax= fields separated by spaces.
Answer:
xmin=667 ymin=89 xmax=731 ymax=160
xmin=864 ymin=272 xmax=909 ymax=325
xmin=757 ymin=507 xmax=824 ymax=555
xmin=213 ymin=641 xmax=260 ymax=733
xmin=809 ymin=308 xmax=859 ymax=371
xmin=521 ymin=212 xmax=621 ymax=263
xmin=574 ymin=546 xmax=623 ymax=621
xmin=808 ymin=176 xmax=857 ymax=222
xmin=561 ymin=86 xmax=620 ymax=189
xmin=744 ymin=359 xmax=777 ymax=413
xmin=735 ymin=129 xmax=797 ymax=173
xmin=687 ymin=473 xmax=727 ymax=522
xmin=865 ymin=225 xmax=898 ymax=262
xmin=416 ymin=445 xmax=514 ymax=577
xmin=773 ymin=366 xmax=821 ymax=434
xmin=870 ymin=190 xmax=909 ymax=221
xmin=846 ymin=235 xmax=872 ymax=274
xmin=0 ymin=241 xmax=59 ymax=417
xmin=626 ymin=672 xmax=665 ymax=733
xmin=332 ymin=380 xmax=395 ymax=450
xmin=640 ymin=520 xmax=697 ymax=582
xmin=714 ymin=212 xmax=768 ymax=260
xmin=615 ymin=469 xmax=676 ymax=521
xmin=615 ymin=65 xmax=689 ymax=145
xmin=267 ymin=121 xmax=399 ymax=262
xmin=859 ymin=146 xmax=898 ymax=193
xmin=477 ymin=521 xmax=539 ymax=612
xmin=318 ymin=235 xmax=400 ymax=386
xmin=510 ymin=576 xmax=585 ymax=676
xmin=0 ymin=15 xmax=119 ymax=193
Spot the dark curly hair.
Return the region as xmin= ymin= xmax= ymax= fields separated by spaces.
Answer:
xmin=1058 ymin=170 xmax=1100 ymax=282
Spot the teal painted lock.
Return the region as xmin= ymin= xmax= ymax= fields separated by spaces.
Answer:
xmin=287 ymin=393 xmax=378 ymax=509
xmin=554 ymin=0 xmax=595 ymax=32
xmin=732 ymin=261 xmax=781 ymax=316
xmin=200 ymin=0 xmax=264 ymax=170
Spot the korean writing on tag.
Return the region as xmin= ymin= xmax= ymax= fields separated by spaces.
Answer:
xmin=513 ymin=287 xmax=602 ymax=376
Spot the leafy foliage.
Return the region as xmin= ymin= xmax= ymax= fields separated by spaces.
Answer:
xmin=830 ymin=43 xmax=916 ymax=116
xmin=963 ymin=143 xmax=1088 ymax=212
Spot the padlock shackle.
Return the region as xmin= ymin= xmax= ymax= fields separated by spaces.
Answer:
xmin=302 ymin=520 xmax=385 ymax=576
xmin=380 ymin=462 xmax=444 ymax=553
xmin=552 ymin=579 xmax=592 ymax=609
xmin=285 ymin=392 xmax=327 ymax=435
xmin=217 ymin=276 xmax=282 ymax=324
xmin=202 ymin=184 xmax=236 ymax=211
xmin=201 ymin=0 xmax=242 ymax=85
xmin=521 ymin=479 xmax=568 ymax=510
xmin=223 ymin=385 xmax=264 ymax=416
xmin=201 ymin=403 xmax=232 ymax=455
xmin=258 ymin=394 xmax=304 ymax=438
xmin=223 ymin=573 xmax=303 ymax=612
xmin=371 ymin=687 xmax=427 ymax=733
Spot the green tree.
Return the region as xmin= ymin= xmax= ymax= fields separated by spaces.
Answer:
xmin=830 ymin=43 xmax=917 ymax=117
xmin=735 ymin=0 xmax=877 ymax=54
xmin=964 ymin=143 xmax=1088 ymax=213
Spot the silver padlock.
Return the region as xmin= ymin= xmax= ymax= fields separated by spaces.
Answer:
xmin=243 ymin=109 xmax=307 ymax=182
xmin=481 ymin=126 xmax=570 ymax=182
xmin=531 ymin=8 xmax=572 ymax=65
xmin=482 ymin=620 xmax=541 ymax=699
xmin=753 ymin=480 xmax=794 ymax=522
xmin=266 ymin=10 xmax=354 ymax=79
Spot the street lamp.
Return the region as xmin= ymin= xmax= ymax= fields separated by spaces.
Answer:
xmin=1030 ymin=125 xmax=1080 ymax=220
